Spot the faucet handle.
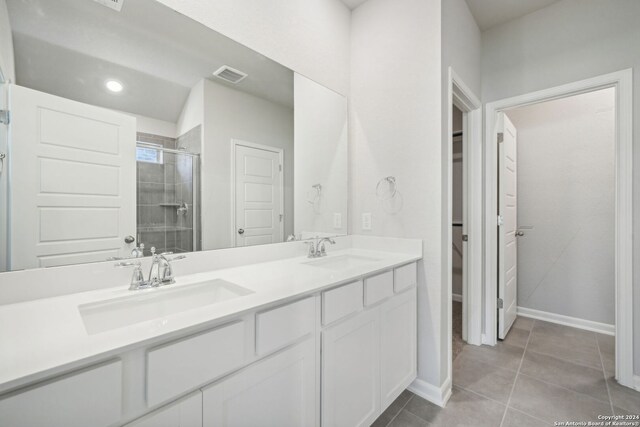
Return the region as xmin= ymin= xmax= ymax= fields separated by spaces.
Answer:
xmin=304 ymin=241 xmax=316 ymax=258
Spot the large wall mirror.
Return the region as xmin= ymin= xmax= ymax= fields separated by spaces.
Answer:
xmin=0 ymin=0 xmax=347 ymax=272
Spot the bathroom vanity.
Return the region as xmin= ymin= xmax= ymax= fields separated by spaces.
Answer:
xmin=0 ymin=238 xmax=420 ymax=427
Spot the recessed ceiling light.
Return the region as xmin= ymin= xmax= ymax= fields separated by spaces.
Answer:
xmin=105 ymin=80 xmax=123 ymax=93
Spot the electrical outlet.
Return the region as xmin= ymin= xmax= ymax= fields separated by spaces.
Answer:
xmin=333 ymin=213 xmax=342 ymax=229
xmin=362 ymin=213 xmax=372 ymax=231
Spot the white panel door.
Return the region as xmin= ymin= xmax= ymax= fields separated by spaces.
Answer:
xmin=497 ymin=112 xmax=518 ymax=339
xmin=202 ymin=338 xmax=318 ymax=427
xmin=9 ymin=84 xmax=136 ymax=270
xmin=322 ymin=308 xmax=380 ymax=427
xmin=234 ymin=142 xmax=283 ymax=247
xmin=380 ymin=288 xmax=417 ymax=408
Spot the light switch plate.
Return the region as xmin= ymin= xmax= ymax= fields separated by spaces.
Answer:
xmin=333 ymin=213 xmax=342 ymax=229
xmin=362 ymin=213 xmax=372 ymax=231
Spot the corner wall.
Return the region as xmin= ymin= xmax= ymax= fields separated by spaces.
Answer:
xmin=481 ymin=0 xmax=640 ymax=376
xmin=350 ymin=0 xmax=444 ymax=391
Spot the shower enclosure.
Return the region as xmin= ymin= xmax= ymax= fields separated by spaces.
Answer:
xmin=135 ymin=130 xmax=201 ymax=255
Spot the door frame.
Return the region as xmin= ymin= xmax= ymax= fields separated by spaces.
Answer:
xmin=482 ymin=69 xmax=634 ymax=388
xmin=445 ymin=67 xmax=483 ymax=394
xmin=230 ymin=139 xmax=284 ymax=247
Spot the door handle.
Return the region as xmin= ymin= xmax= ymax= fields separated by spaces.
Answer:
xmin=124 ymin=235 xmax=136 ymax=244
xmin=516 ymin=231 xmax=525 ymax=237
xmin=238 ymin=228 xmax=245 ymax=235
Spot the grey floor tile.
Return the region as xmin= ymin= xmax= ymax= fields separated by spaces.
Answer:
xmin=372 ymin=390 xmax=414 ymax=427
xmin=596 ymin=333 xmax=615 ymax=376
xmin=405 ymin=387 xmax=505 ymax=427
xmin=502 ymin=408 xmax=549 ymax=427
xmin=520 ymin=351 xmax=609 ymax=402
xmin=453 ymin=356 xmax=517 ymax=403
xmin=526 ymin=328 xmax=602 ymax=370
xmin=509 ymin=375 xmax=612 ymax=423
xmin=455 ymin=342 xmax=524 ymax=372
xmin=532 ymin=321 xmax=596 ymax=340
xmin=607 ymin=376 xmax=640 ymax=413
xmin=501 ymin=327 xmax=530 ymax=349
xmin=387 ymin=409 xmax=429 ymax=427
xmin=513 ymin=316 xmax=535 ymax=332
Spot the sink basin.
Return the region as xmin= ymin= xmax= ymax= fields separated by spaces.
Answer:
xmin=304 ymin=254 xmax=380 ymax=270
xmin=79 ymin=279 xmax=253 ymax=334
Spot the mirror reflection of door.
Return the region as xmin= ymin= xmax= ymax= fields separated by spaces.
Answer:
xmin=233 ymin=141 xmax=283 ymax=247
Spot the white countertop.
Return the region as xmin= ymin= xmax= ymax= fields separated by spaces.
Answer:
xmin=0 ymin=247 xmax=420 ymax=394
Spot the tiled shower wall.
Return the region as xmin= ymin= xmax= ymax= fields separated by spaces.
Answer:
xmin=136 ymin=130 xmax=200 ymax=255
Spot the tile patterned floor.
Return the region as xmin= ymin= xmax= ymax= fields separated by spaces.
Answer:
xmin=372 ymin=316 xmax=640 ymax=426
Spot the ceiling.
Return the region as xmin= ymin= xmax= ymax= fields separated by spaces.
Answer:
xmin=340 ymin=0 xmax=560 ymax=30
xmin=464 ymin=0 xmax=561 ymax=31
xmin=6 ymin=0 xmax=294 ymax=124
xmin=340 ymin=0 xmax=370 ymax=10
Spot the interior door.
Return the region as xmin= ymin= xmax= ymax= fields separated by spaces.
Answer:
xmin=234 ymin=142 xmax=283 ymax=247
xmin=9 ymin=84 xmax=136 ymax=270
xmin=497 ymin=112 xmax=518 ymax=339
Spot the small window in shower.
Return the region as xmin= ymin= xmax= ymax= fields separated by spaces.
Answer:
xmin=136 ymin=145 xmax=164 ymax=164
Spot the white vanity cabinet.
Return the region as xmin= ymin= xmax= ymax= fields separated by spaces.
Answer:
xmin=125 ymin=392 xmax=202 ymax=427
xmin=322 ymin=308 xmax=380 ymax=427
xmin=321 ymin=263 xmax=417 ymax=427
xmin=380 ymin=288 xmax=417 ymax=408
xmin=202 ymin=337 xmax=318 ymax=427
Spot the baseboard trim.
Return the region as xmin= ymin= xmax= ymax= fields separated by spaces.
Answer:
xmin=634 ymin=375 xmax=640 ymax=392
xmin=517 ymin=306 xmax=614 ymax=336
xmin=452 ymin=293 xmax=462 ymax=303
xmin=408 ymin=377 xmax=452 ymax=407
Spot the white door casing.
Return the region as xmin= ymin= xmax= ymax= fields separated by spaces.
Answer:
xmin=8 ymin=84 xmax=136 ymax=270
xmin=232 ymin=140 xmax=283 ymax=247
xmin=497 ymin=112 xmax=518 ymax=339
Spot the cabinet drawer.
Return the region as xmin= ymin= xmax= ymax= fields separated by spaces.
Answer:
xmin=322 ymin=280 xmax=363 ymax=325
xmin=364 ymin=271 xmax=394 ymax=306
xmin=147 ymin=320 xmax=249 ymax=406
xmin=0 ymin=360 xmax=122 ymax=427
xmin=256 ymin=297 xmax=315 ymax=355
xmin=394 ymin=262 xmax=417 ymax=292
xmin=125 ymin=391 xmax=202 ymax=427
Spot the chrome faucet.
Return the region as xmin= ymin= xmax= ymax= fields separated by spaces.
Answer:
xmin=305 ymin=236 xmax=336 ymax=258
xmin=115 ymin=247 xmax=186 ymax=290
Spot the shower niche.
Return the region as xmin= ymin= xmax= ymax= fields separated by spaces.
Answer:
xmin=136 ymin=127 xmax=201 ymax=255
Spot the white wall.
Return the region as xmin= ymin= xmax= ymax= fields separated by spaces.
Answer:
xmin=155 ymin=0 xmax=350 ymax=96
xmin=481 ymin=0 xmax=640 ymax=375
xmin=177 ymin=80 xmax=205 ymax=138
xmin=0 ymin=0 xmax=14 ymax=83
xmin=294 ymin=73 xmax=348 ymax=238
xmin=133 ymin=114 xmax=177 ymax=139
xmin=507 ymin=88 xmax=615 ymax=325
xmin=201 ymin=79 xmax=294 ymax=250
xmin=350 ymin=0 xmax=444 ymax=391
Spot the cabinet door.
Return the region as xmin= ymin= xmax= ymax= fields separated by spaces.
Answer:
xmin=380 ymin=288 xmax=417 ymax=408
xmin=203 ymin=338 xmax=318 ymax=427
xmin=125 ymin=392 xmax=202 ymax=427
xmin=322 ymin=309 xmax=380 ymax=427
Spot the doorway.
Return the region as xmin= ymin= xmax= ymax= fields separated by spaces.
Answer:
xmin=483 ymin=70 xmax=634 ymax=388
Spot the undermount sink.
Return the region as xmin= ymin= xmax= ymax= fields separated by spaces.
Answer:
xmin=79 ymin=279 xmax=253 ymax=334
xmin=304 ymin=254 xmax=380 ymax=270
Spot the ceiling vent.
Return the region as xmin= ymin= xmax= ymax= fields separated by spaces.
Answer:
xmin=93 ymin=0 xmax=124 ymax=12
xmin=212 ymin=66 xmax=248 ymax=84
